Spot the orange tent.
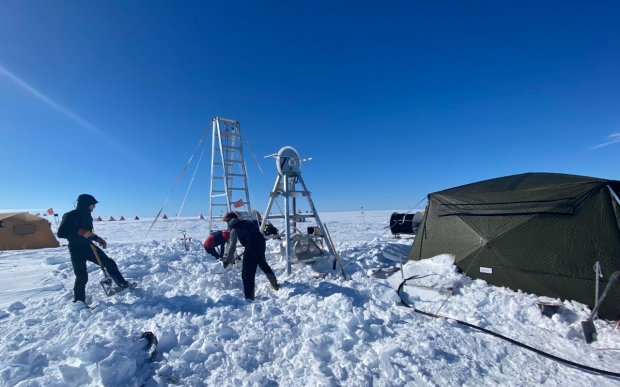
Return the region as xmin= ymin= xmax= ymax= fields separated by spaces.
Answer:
xmin=108 ymin=216 xmax=116 ymax=221
xmin=95 ymin=216 xmax=103 ymax=221
xmin=0 ymin=213 xmax=60 ymax=250
xmin=198 ymin=214 xmax=205 ymax=220
xmin=162 ymin=214 xmax=168 ymax=219
xmin=134 ymin=216 xmax=140 ymax=220
xmin=119 ymin=216 xmax=125 ymax=221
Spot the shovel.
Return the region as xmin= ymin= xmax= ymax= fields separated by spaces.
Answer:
xmin=90 ymin=245 xmax=121 ymax=297
xmin=581 ymin=271 xmax=620 ymax=343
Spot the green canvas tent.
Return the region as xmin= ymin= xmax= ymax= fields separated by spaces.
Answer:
xmin=408 ymin=172 xmax=620 ymax=319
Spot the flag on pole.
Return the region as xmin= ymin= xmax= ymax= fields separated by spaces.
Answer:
xmin=47 ymin=208 xmax=54 ymax=215
xmin=233 ymin=199 xmax=244 ymax=208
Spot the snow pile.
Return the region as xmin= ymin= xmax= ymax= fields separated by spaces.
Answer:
xmin=0 ymin=210 xmax=619 ymax=386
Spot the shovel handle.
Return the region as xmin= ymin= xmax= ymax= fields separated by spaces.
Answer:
xmin=90 ymin=244 xmax=108 ymax=276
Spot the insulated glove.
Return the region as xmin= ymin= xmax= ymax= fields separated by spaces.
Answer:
xmin=95 ymin=236 xmax=107 ymax=249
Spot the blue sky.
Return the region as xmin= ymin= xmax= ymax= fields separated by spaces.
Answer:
xmin=1 ymin=1 xmax=619 ymax=218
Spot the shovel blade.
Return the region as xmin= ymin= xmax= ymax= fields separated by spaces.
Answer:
xmin=100 ymin=278 xmax=117 ymax=297
xmin=581 ymin=320 xmax=598 ymax=343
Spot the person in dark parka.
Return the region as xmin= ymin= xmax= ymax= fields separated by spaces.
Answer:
xmin=222 ymin=212 xmax=279 ymax=300
xmin=57 ymin=194 xmax=131 ymax=304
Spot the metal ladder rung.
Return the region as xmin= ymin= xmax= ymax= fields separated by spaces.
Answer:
xmin=216 ymin=134 xmax=240 ymax=140
xmin=213 ymin=174 xmax=245 ymax=178
xmin=214 ymin=161 xmax=243 ymax=165
xmin=267 ymin=215 xmax=315 ymax=220
xmin=211 ymin=203 xmax=229 ymax=206
xmin=215 ymin=117 xmax=239 ymax=124
xmin=214 ymin=146 xmax=242 ymax=151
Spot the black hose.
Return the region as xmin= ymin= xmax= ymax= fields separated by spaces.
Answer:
xmin=397 ymin=275 xmax=620 ymax=379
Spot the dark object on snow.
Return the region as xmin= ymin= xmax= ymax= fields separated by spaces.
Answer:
xmin=390 ymin=212 xmax=424 ymax=235
xmin=536 ymin=302 xmax=562 ymax=317
xmin=262 ymin=222 xmax=280 ymax=238
xmin=582 ymin=271 xmax=620 ymax=343
xmin=408 ymin=172 xmax=620 ymax=320
xmin=141 ymin=331 xmax=158 ymax=361
xmin=369 ymin=265 xmax=401 ymax=279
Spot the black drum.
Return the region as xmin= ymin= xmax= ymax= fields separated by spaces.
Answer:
xmin=389 ymin=212 xmax=423 ymax=235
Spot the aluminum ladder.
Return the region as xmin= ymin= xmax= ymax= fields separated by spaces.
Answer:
xmin=208 ymin=117 xmax=254 ymax=233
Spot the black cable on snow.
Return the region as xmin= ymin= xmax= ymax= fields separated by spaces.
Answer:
xmin=397 ymin=275 xmax=620 ymax=379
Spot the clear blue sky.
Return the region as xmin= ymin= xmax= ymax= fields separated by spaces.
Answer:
xmin=1 ymin=1 xmax=619 ymax=218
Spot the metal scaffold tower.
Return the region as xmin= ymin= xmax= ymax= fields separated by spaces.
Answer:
xmin=208 ymin=117 xmax=255 ymax=233
xmin=262 ymin=146 xmax=339 ymax=275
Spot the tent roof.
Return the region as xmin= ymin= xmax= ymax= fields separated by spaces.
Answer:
xmin=436 ymin=172 xmax=619 ymax=195
xmin=431 ymin=172 xmax=620 ymax=217
xmin=0 ymin=212 xmax=46 ymax=222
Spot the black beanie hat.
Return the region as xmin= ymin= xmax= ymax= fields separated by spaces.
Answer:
xmin=222 ymin=211 xmax=238 ymax=221
xmin=77 ymin=194 xmax=98 ymax=207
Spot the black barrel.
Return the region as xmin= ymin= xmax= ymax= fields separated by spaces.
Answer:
xmin=389 ymin=212 xmax=423 ymax=235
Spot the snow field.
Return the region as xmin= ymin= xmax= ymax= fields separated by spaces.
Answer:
xmin=0 ymin=211 xmax=619 ymax=386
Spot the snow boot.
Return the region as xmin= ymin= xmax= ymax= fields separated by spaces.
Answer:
xmin=123 ymin=282 xmax=138 ymax=290
xmin=266 ymin=273 xmax=279 ymax=291
xmin=71 ymin=300 xmax=94 ymax=310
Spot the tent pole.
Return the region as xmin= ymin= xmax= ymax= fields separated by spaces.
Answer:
xmin=594 ymin=261 xmax=602 ymax=317
xmin=608 ymin=185 xmax=620 ymax=206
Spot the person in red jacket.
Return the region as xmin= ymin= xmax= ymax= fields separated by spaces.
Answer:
xmin=203 ymin=230 xmax=230 ymax=260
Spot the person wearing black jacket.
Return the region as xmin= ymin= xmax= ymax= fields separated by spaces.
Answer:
xmin=57 ymin=194 xmax=132 ymax=304
xmin=223 ymin=212 xmax=279 ymax=300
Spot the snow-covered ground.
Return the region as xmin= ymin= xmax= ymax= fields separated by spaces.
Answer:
xmin=0 ymin=210 xmax=619 ymax=386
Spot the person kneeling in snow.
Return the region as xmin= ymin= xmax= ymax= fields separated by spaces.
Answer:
xmin=57 ymin=194 xmax=134 ymax=305
xmin=222 ymin=212 xmax=279 ymax=300
xmin=203 ymin=230 xmax=231 ymax=265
